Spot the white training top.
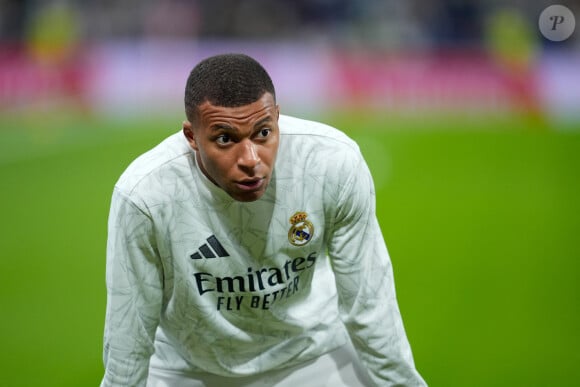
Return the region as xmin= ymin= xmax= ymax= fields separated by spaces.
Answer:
xmin=101 ymin=114 xmax=426 ymax=386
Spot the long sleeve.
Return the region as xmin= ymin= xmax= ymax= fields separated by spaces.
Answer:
xmin=101 ymin=188 xmax=164 ymax=387
xmin=328 ymin=154 xmax=427 ymax=387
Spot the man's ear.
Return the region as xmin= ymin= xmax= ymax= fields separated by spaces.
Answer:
xmin=182 ymin=120 xmax=198 ymax=151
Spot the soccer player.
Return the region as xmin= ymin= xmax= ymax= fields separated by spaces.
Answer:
xmin=101 ymin=53 xmax=427 ymax=386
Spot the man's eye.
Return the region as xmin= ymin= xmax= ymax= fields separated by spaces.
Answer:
xmin=258 ymin=128 xmax=271 ymax=138
xmin=216 ymin=134 xmax=231 ymax=144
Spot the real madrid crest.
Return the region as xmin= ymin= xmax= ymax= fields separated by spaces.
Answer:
xmin=288 ymin=211 xmax=314 ymax=246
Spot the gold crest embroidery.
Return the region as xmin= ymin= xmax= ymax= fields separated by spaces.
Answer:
xmin=288 ymin=211 xmax=314 ymax=246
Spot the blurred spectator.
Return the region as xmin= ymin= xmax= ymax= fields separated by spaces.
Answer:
xmin=25 ymin=1 xmax=80 ymax=64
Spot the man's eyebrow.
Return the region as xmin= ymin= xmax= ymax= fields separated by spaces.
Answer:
xmin=209 ymin=116 xmax=273 ymax=132
xmin=210 ymin=123 xmax=236 ymax=132
xmin=253 ymin=116 xmax=273 ymax=128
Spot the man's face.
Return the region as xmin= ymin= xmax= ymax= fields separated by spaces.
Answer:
xmin=183 ymin=93 xmax=280 ymax=202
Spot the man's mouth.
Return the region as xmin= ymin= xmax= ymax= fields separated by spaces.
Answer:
xmin=235 ymin=178 xmax=264 ymax=191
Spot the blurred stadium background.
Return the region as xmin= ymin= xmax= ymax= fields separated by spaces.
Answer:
xmin=1 ymin=0 xmax=579 ymax=386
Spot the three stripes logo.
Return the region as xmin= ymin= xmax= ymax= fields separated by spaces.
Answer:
xmin=190 ymin=235 xmax=230 ymax=260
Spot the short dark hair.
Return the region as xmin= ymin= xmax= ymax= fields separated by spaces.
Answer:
xmin=184 ymin=53 xmax=276 ymax=122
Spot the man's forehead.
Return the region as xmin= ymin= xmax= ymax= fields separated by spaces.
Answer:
xmin=198 ymin=94 xmax=278 ymax=125
xmin=200 ymin=92 xmax=275 ymax=110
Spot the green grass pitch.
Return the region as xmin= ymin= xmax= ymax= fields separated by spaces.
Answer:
xmin=0 ymin=110 xmax=578 ymax=386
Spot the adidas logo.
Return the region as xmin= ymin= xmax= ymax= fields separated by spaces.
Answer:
xmin=190 ymin=235 xmax=230 ymax=259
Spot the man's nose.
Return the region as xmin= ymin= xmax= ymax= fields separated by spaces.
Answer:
xmin=237 ymin=140 xmax=261 ymax=170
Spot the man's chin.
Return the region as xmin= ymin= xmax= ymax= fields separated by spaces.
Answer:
xmin=229 ymin=182 xmax=269 ymax=202
xmin=226 ymin=176 xmax=271 ymax=202
xmin=230 ymin=191 xmax=265 ymax=202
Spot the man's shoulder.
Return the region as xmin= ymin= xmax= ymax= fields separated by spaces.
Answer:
xmin=276 ymin=115 xmax=364 ymax=187
xmin=115 ymin=131 xmax=191 ymax=195
xmin=279 ymin=114 xmax=358 ymax=152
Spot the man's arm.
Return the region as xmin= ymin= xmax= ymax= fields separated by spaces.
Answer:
xmin=328 ymin=152 xmax=427 ymax=386
xmin=101 ymin=188 xmax=163 ymax=387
